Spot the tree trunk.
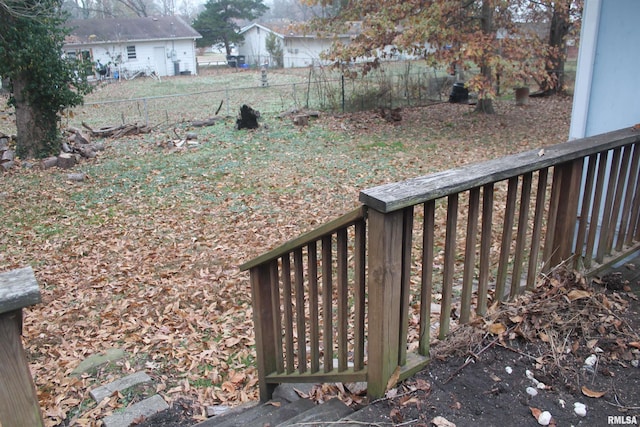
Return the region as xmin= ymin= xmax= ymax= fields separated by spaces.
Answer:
xmin=541 ymin=3 xmax=571 ymax=94
xmin=475 ymin=0 xmax=495 ymax=114
xmin=12 ymin=74 xmax=60 ymax=159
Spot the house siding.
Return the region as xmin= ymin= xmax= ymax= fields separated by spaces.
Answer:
xmin=238 ymin=24 xmax=345 ymax=69
xmin=67 ymin=39 xmax=198 ymax=77
xmin=570 ymin=0 xmax=640 ymax=138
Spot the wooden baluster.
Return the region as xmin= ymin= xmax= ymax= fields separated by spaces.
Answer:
xmin=585 ymin=151 xmax=609 ymax=267
xmin=527 ymin=168 xmax=548 ymax=290
xmin=308 ymin=242 xmax=320 ymax=373
xmin=281 ymin=254 xmax=295 ymax=374
xmin=620 ymin=143 xmax=640 ymax=248
xmin=321 ymin=235 xmax=333 ymax=373
xmin=398 ymin=206 xmax=414 ymax=366
xmin=597 ymin=148 xmax=622 ymax=263
xmin=460 ymin=188 xmax=480 ymax=324
xmin=337 ymin=229 xmax=348 ymax=372
xmin=293 ymin=248 xmax=306 ymax=373
xmin=269 ymin=262 xmax=284 ymax=374
xmin=496 ymin=177 xmax=518 ymax=300
xmin=419 ymin=200 xmax=435 ymax=356
xmin=353 ymin=220 xmax=366 ymax=371
xmin=440 ymin=194 xmax=458 ymax=339
xmin=511 ymin=173 xmax=532 ymax=298
xmin=574 ymin=156 xmax=597 ymax=269
xmin=477 ymin=184 xmax=494 ymax=315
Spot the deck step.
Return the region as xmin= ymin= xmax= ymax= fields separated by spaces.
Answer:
xmin=276 ymin=398 xmax=353 ymax=426
xmin=195 ymin=398 xmax=314 ymax=427
xmin=194 ymin=383 xmax=360 ymax=427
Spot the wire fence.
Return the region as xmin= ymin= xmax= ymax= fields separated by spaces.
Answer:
xmin=69 ymin=66 xmax=462 ymax=130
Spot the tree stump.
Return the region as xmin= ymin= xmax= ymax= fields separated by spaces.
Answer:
xmin=0 ymin=266 xmax=43 ymax=427
xmin=293 ymin=115 xmax=309 ymax=126
xmin=236 ymin=105 xmax=260 ymax=130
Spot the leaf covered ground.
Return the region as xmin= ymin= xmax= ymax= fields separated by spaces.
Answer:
xmin=0 ymin=96 xmax=574 ymax=426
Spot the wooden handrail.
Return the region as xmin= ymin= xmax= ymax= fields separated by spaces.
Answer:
xmin=360 ymin=127 xmax=640 ymax=213
xmin=244 ymin=126 xmax=640 ymax=402
xmin=240 ymin=206 xmax=367 ymax=271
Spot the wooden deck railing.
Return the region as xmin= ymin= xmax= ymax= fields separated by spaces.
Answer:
xmin=241 ymin=127 xmax=640 ymax=400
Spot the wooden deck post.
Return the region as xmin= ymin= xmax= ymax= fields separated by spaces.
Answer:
xmin=366 ymin=208 xmax=405 ymax=398
xmin=249 ymin=263 xmax=278 ymax=401
xmin=0 ymin=266 xmax=43 ymax=427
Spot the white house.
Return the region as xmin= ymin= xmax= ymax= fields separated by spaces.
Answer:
xmin=570 ymin=0 xmax=640 ymax=139
xmin=570 ymin=0 xmax=640 ymax=237
xmin=64 ymin=16 xmax=202 ymax=78
xmin=237 ymin=22 xmax=358 ymax=68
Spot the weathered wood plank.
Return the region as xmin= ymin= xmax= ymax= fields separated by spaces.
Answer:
xmin=0 ymin=267 xmax=41 ymax=314
xmin=269 ymin=262 xmax=284 ymax=374
xmin=250 ymin=264 xmax=278 ymax=401
xmin=608 ymin=145 xmax=632 ymax=251
xmin=321 ymin=236 xmax=333 ymax=373
xmin=353 ymin=220 xmax=366 ymax=371
xmin=360 ymin=128 xmax=640 ymax=213
xmin=367 ymin=208 xmax=404 ymax=398
xmin=0 ymin=310 xmax=44 ymax=427
xmin=439 ymin=194 xmax=458 ymax=339
xmin=307 ymin=242 xmax=320 ymax=374
xmin=281 ymin=255 xmax=295 ymax=374
xmin=619 ymin=143 xmax=640 ymax=249
xmin=419 ymin=201 xmax=435 ymax=356
xmin=293 ymin=249 xmax=306 ymax=373
xmin=477 ymin=184 xmax=494 ymax=316
xmin=597 ymin=148 xmax=622 ymax=263
xmin=398 ymin=207 xmax=414 ymax=366
xmin=265 ymin=367 xmax=367 ymax=384
xmin=240 ymin=207 xmax=366 ymax=271
xmin=511 ymin=173 xmax=532 ymax=298
xmin=574 ymin=156 xmax=598 ymax=268
xmin=460 ymin=188 xmax=480 ymax=324
xmin=526 ymin=169 xmax=548 ymax=290
xmin=495 ymin=177 xmax=518 ymax=301
xmin=585 ymin=152 xmax=609 ymax=268
xmin=336 ymin=228 xmax=348 ymax=372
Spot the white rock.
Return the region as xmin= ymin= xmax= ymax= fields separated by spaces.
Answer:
xmin=505 ymin=366 xmax=513 ymax=374
xmin=526 ymin=370 xmax=535 ymax=379
xmin=574 ymin=402 xmax=587 ymax=417
xmin=584 ymin=354 xmax=598 ymax=366
xmin=537 ymin=382 xmax=547 ymax=389
xmin=631 ymin=360 xmax=639 ymax=368
xmin=537 ymin=411 xmax=552 ymax=425
xmin=558 ymin=399 xmax=566 ymax=408
xmin=526 ymin=386 xmax=538 ymax=397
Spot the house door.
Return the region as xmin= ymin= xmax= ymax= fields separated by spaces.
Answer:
xmin=153 ymin=47 xmax=167 ymax=76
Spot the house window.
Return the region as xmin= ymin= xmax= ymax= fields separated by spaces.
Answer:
xmin=127 ymin=45 xmax=136 ymax=59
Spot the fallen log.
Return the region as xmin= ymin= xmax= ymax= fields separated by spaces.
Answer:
xmin=190 ymin=117 xmax=223 ymax=128
xmin=82 ymin=122 xmax=151 ymax=138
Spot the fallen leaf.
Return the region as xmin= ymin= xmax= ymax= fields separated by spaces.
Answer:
xmin=629 ymin=342 xmax=640 ymax=350
xmin=386 ymin=366 xmax=401 ymax=391
xmin=432 ymin=415 xmax=456 ymax=427
xmin=265 ymin=401 xmax=281 ymax=407
xmin=567 ymin=289 xmax=592 ymax=301
xmin=530 ymin=407 xmax=542 ymax=420
xmin=489 ymin=373 xmax=502 ymax=382
xmin=581 ymin=386 xmax=606 ymax=398
xmin=488 ymin=322 xmax=507 ymax=335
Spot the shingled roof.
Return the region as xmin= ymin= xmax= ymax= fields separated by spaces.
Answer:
xmin=65 ymin=16 xmax=201 ymax=45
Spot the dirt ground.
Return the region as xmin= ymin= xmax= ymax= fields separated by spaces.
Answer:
xmin=138 ymin=261 xmax=640 ymax=427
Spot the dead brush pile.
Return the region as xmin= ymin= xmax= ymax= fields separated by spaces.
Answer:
xmin=433 ymin=265 xmax=640 ymax=388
